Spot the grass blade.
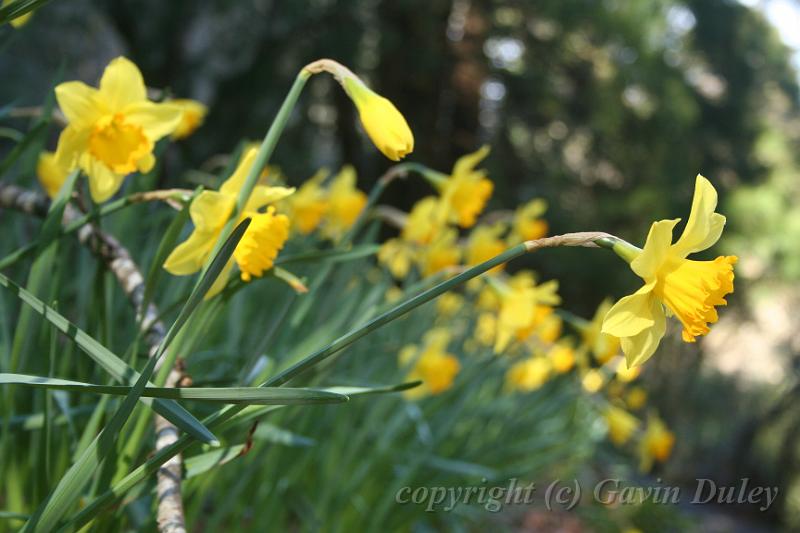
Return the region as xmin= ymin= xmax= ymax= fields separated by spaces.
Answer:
xmin=0 ymin=373 xmax=349 ymax=405
xmin=0 ymin=0 xmax=52 ymax=25
xmin=0 ymin=272 xmax=217 ymax=444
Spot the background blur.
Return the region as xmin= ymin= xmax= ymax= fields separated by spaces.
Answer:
xmin=3 ymin=0 xmax=800 ymax=531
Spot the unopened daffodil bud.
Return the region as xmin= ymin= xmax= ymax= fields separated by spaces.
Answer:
xmin=303 ymin=59 xmax=414 ymax=161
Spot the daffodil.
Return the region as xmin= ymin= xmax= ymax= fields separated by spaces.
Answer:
xmin=602 ymin=175 xmax=737 ymax=367
xmin=639 ymin=414 xmax=675 ymax=472
xmin=475 ymin=313 xmax=497 ymax=347
xmin=418 ymin=229 xmax=460 ymax=277
xmin=400 ymin=329 xmax=460 ymax=398
xmin=549 ymin=342 xmax=576 ymax=373
xmin=321 ymin=165 xmax=367 ymax=240
xmin=53 ymin=57 xmax=183 ymax=202
xmin=626 ymin=387 xmax=648 ymax=410
xmin=438 ymin=146 xmax=494 ymax=228
xmin=343 ymin=77 xmax=413 ymax=161
xmin=163 ymin=147 xmax=294 ymax=297
xmin=36 ymin=151 xmax=69 ymax=198
xmin=604 ymin=405 xmax=639 ymax=446
xmin=402 ymin=196 xmax=444 ymax=245
xmin=283 ymin=168 xmax=329 ymax=234
xmin=378 ymin=238 xmax=415 ymax=279
xmin=506 ymin=357 xmax=551 ymax=392
xmin=465 ymin=223 xmax=507 ymax=273
xmin=169 ymin=99 xmax=208 ymax=140
xmin=509 ymin=198 xmax=548 ymax=243
xmin=582 ymin=369 xmax=605 ymax=393
xmin=436 ymin=292 xmax=464 ymax=318
xmin=580 ymin=298 xmax=621 ymax=364
xmin=494 ymin=273 xmax=561 ymax=353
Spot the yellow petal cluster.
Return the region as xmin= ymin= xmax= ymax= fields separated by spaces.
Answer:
xmin=163 ymin=147 xmax=294 ymax=297
xmin=602 ymin=175 xmax=736 ymax=367
xmin=169 ymin=99 xmax=208 ymax=140
xmin=400 ymin=329 xmax=461 ymax=398
xmin=438 ymin=146 xmax=494 ymax=228
xmin=53 ymin=57 xmax=183 ymax=202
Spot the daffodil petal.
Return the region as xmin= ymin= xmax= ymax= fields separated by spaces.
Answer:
xmin=190 ymin=191 xmax=234 ymax=232
xmin=55 ymin=81 xmax=102 ymax=128
xmin=601 ymin=282 xmax=657 ymax=337
xmin=54 ymin=125 xmax=89 ymax=171
xmin=622 ymin=297 xmax=666 ymax=368
xmin=246 ymin=186 xmax=296 ymax=211
xmin=452 ymin=145 xmax=490 ymax=177
xmin=672 ymin=175 xmax=726 ymax=257
xmin=98 ymin=57 xmax=147 ymax=110
xmin=163 ymin=229 xmax=217 ymax=276
xmin=220 ymin=148 xmax=258 ymax=197
xmin=124 ymin=101 xmax=183 ymax=141
xmin=85 ymin=158 xmax=125 ymax=203
xmin=631 ymin=219 xmax=680 ymax=280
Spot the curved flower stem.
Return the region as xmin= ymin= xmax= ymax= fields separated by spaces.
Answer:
xmin=63 ymin=230 xmax=624 ymax=530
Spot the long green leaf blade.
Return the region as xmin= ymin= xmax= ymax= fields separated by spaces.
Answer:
xmin=0 ymin=373 xmax=349 ymax=405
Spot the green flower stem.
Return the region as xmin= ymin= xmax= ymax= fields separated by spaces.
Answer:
xmin=63 ymin=232 xmax=619 ymax=530
xmin=594 ymin=235 xmax=641 ymax=264
xmin=198 ymin=71 xmax=310 ymax=283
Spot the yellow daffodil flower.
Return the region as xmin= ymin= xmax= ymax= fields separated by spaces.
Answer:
xmin=506 ymin=357 xmax=551 ymax=392
xmin=549 ymin=342 xmax=576 ymax=373
xmin=602 ymin=175 xmax=737 ymax=367
xmin=509 ymin=198 xmax=548 ymax=243
xmin=400 ymin=329 xmax=460 ymax=398
xmin=402 ymin=196 xmax=444 ymax=245
xmin=582 ymin=369 xmax=605 ymax=393
xmin=535 ymin=313 xmax=563 ymax=344
xmin=494 ymin=273 xmax=561 ymax=353
xmin=53 ymin=57 xmax=183 ymax=202
xmin=378 ymin=238 xmax=415 ymax=279
xmin=343 ymin=77 xmax=413 ymax=161
xmin=418 ymin=229 xmax=460 ymax=277
xmin=626 ymin=387 xmax=648 ymax=410
xmin=475 ymin=313 xmax=497 ymax=347
xmin=36 ymin=151 xmax=69 ymax=198
xmin=321 ymin=165 xmax=367 ymax=240
xmin=438 ymin=146 xmax=494 ymax=228
xmin=163 ymin=147 xmax=294 ymax=297
xmin=436 ymin=292 xmax=464 ymax=318
xmin=465 ymin=223 xmax=507 ymax=273
xmin=283 ymin=168 xmax=329 ymax=234
xmin=639 ymin=414 xmax=675 ymax=472
xmin=615 ymin=360 xmax=641 ymax=382
xmin=169 ymin=99 xmax=208 ymax=140
xmin=604 ymin=405 xmax=640 ymax=446
xmin=580 ymin=298 xmax=621 ymax=364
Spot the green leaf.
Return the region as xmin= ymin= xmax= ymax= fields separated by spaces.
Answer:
xmin=0 ymin=272 xmax=217 ymax=444
xmin=184 ymin=446 xmax=245 ymax=479
xmin=253 ymin=423 xmax=315 ymax=447
xmin=274 ymin=244 xmax=380 ymax=266
xmin=0 ymin=0 xmax=52 ymax=25
xmin=0 ymin=121 xmax=47 ymax=178
xmin=140 ymin=187 xmax=199 ymax=317
xmin=0 ymin=373 xmax=349 ymax=405
xmin=22 ymin=218 xmax=251 ymax=532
